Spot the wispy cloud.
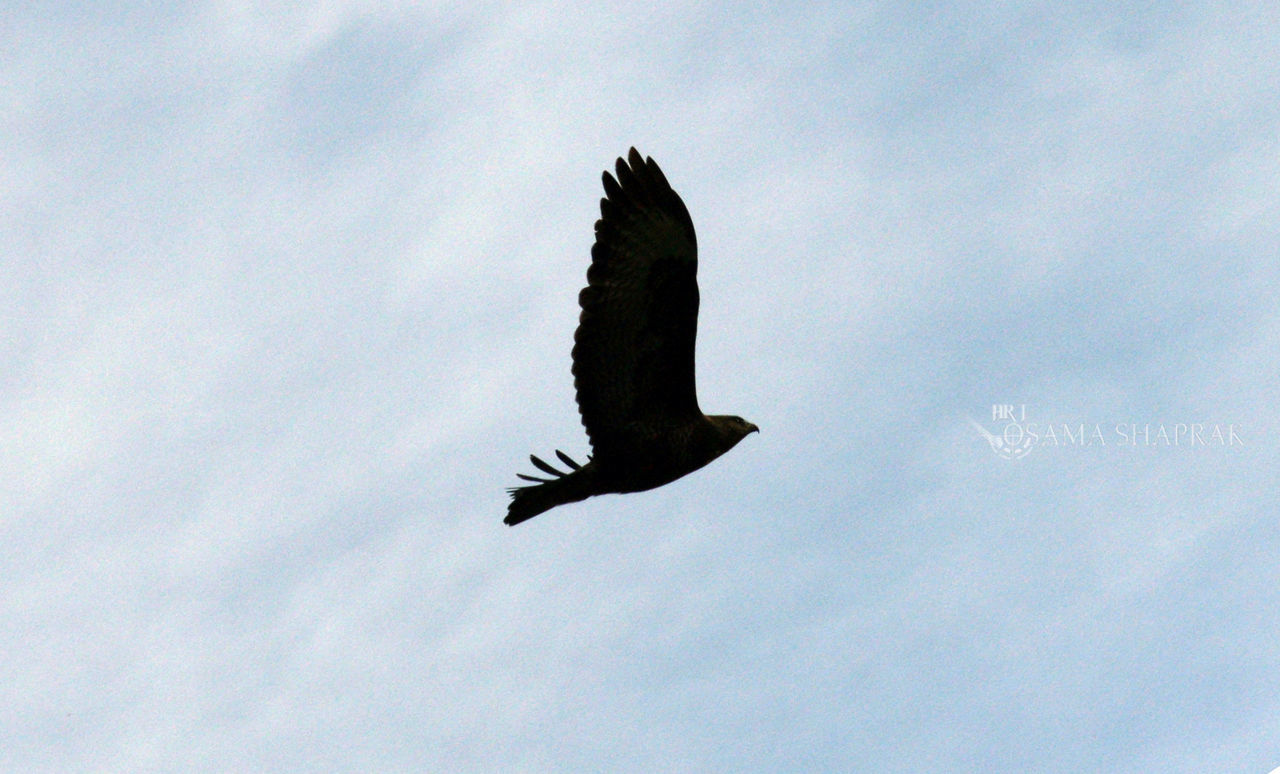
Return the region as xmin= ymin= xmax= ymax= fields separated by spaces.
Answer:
xmin=3 ymin=1 xmax=1277 ymax=771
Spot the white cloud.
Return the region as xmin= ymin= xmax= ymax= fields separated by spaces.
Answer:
xmin=3 ymin=1 xmax=1278 ymax=771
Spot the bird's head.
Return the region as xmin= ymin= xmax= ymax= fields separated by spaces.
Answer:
xmin=708 ymin=415 xmax=759 ymax=452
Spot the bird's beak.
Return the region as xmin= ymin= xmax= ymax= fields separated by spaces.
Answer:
xmin=748 ymin=423 xmax=759 ymax=434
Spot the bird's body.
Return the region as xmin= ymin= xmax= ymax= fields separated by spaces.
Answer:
xmin=506 ymin=148 xmax=756 ymax=526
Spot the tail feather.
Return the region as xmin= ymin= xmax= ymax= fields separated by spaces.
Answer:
xmin=555 ymin=450 xmax=582 ymax=470
xmin=505 ymin=452 xmax=595 ymax=526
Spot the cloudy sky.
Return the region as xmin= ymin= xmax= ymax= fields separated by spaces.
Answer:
xmin=5 ymin=2 xmax=1279 ymax=771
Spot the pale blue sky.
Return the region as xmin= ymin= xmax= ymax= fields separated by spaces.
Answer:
xmin=4 ymin=2 xmax=1278 ymax=771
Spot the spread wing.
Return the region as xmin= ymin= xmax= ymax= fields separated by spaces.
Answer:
xmin=571 ymin=148 xmax=701 ymax=461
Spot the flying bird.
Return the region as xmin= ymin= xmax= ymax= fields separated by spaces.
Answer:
xmin=505 ymin=148 xmax=758 ymax=526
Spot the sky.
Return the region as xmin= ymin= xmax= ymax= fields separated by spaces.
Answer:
xmin=4 ymin=1 xmax=1279 ymax=771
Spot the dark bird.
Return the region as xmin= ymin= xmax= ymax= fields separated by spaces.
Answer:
xmin=506 ymin=148 xmax=757 ymax=526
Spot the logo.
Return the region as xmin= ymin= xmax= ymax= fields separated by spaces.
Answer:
xmin=971 ymin=404 xmax=1243 ymax=459
xmin=970 ymin=404 xmax=1034 ymax=459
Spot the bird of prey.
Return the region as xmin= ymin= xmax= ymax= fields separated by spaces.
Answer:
xmin=505 ymin=148 xmax=757 ymax=526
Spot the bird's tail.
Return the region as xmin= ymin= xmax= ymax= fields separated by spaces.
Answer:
xmin=505 ymin=450 xmax=596 ymax=526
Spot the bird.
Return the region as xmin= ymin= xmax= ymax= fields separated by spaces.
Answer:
xmin=505 ymin=148 xmax=757 ymax=526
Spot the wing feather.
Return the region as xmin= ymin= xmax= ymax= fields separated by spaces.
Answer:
xmin=572 ymin=148 xmax=701 ymax=461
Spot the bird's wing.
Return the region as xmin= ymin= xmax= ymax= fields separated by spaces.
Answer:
xmin=571 ymin=148 xmax=701 ymax=461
